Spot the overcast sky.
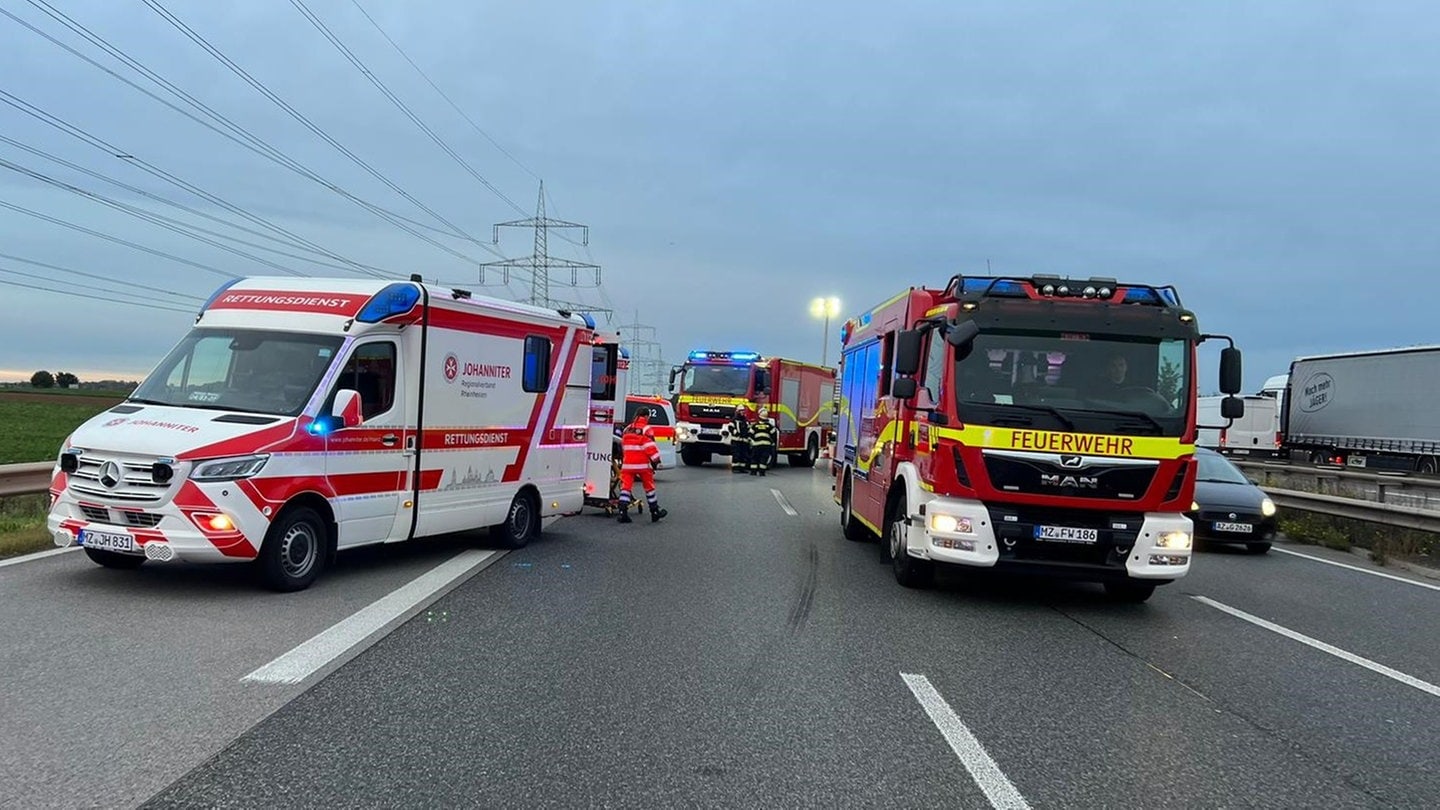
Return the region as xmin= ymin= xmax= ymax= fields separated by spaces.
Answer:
xmin=1 ymin=0 xmax=1436 ymax=391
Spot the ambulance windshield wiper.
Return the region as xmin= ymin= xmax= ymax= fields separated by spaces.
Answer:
xmin=962 ymin=400 xmax=1075 ymax=431
xmin=184 ymin=403 xmax=270 ymax=415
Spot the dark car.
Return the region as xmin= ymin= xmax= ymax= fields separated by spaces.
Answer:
xmin=1187 ymin=448 xmax=1278 ymax=554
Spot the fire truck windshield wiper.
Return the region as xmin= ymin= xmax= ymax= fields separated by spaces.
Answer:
xmin=962 ymin=400 xmax=1075 ymax=431
xmin=1076 ymin=408 xmax=1166 ymax=435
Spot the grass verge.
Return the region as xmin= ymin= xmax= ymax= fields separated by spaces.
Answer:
xmin=1279 ymin=511 xmax=1438 ymax=567
xmin=0 ymin=494 xmax=51 ymax=559
xmin=0 ymin=398 xmax=114 ymax=463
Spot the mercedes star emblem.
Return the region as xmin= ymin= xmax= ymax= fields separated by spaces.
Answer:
xmin=99 ymin=461 xmax=122 ymax=489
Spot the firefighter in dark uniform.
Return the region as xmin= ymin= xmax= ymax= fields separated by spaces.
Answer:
xmin=749 ymin=407 xmax=777 ymax=476
xmin=730 ymin=409 xmax=751 ymax=474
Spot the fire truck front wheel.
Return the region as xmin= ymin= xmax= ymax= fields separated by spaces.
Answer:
xmin=884 ymin=495 xmax=934 ymax=589
xmin=492 ymin=490 xmax=539 ymax=549
xmin=257 ymin=506 xmax=328 ymax=592
xmin=681 ymin=447 xmax=710 ymax=467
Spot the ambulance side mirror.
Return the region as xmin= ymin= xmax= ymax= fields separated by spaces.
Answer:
xmin=332 ymin=389 xmax=364 ymax=429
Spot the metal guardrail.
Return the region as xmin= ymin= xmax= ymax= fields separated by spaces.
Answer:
xmin=0 ymin=462 xmax=54 ymax=498
xmin=1235 ymin=459 xmax=1440 ymax=532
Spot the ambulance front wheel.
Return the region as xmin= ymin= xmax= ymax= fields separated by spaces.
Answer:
xmin=257 ymin=506 xmax=328 ymax=592
xmin=492 ymin=490 xmax=539 ymax=549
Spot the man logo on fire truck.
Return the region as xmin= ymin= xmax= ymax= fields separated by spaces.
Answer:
xmin=833 ymin=274 xmax=1246 ymax=603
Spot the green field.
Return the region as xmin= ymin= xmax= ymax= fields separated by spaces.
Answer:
xmin=0 ymin=494 xmax=49 ymax=559
xmin=0 ymin=397 xmax=117 ymax=464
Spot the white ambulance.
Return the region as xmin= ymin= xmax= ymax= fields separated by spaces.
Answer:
xmin=46 ymin=276 xmax=608 ymax=591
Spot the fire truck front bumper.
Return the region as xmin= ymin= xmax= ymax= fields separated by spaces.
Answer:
xmin=912 ymin=497 xmax=1193 ymax=582
xmin=676 ymin=422 xmax=732 ymax=449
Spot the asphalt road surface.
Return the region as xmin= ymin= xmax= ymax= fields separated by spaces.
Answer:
xmin=4 ymin=462 xmax=1438 ymax=808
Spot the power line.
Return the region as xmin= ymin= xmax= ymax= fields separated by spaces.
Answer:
xmin=5 ymin=2 xmax=501 ymax=268
xmin=139 ymin=0 xmax=498 ymax=253
xmin=0 ymin=269 xmax=198 ymax=315
xmin=0 ymin=252 xmax=204 ymax=303
xmin=348 ymin=0 xmax=540 ymax=182
xmin=292 ymin=0 xmax=527 ymax=217
xmin=0 ymin=199 xmax=240 ymax=280
xmin=0 ymin=157 xmax=308 ymax=277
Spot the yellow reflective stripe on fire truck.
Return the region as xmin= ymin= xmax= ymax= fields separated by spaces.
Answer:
xmin=774 ymin=403 xmax=822 ymax=428
xmin=929 ymin=424 xmax=1192 ymax=459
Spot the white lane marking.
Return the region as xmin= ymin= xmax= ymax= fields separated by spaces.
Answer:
xmin=770 ymin=488 xmax=798 ymax=517
xmin=901 ymin=673 xmax=1031 ymax=810
xmin=1193 ymin=596 xmax=1440 ymax=699
xmin=0 ymin=546 xmax=78 ymax=569
xmin=244 ymin=549 xmax=501 ymax=685
xmin=1272 ymin=546 xmax=1440 ymax=593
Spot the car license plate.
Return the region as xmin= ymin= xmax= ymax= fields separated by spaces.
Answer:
xmin=80 ymin=529 xmax=136 ymax=553
xmin=1035 ymin=525 xmax=1098 ymax=543
xmin=1213 ymin=521 xmax=1253 ymax=533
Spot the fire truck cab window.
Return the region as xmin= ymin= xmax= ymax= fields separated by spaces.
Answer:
xmin=921 ymin=332 xmax=947 ymax=405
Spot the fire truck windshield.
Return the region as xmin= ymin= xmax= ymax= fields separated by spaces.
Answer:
xmin=680 ymin=364 xmax=751 ymax=396
xmin=131 ymin=328 xmax=344 ymax=417
xmin=953 ymin=332 xmax=1190 ymax=437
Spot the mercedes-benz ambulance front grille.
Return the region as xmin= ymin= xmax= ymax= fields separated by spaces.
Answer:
xmin=69 ymin=455 xmax=175 ymax=504
xmin=78 ymin=504 xmax=165 ymax=528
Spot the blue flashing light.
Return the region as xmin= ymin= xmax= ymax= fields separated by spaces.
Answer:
xmin=307 ymin=419 xmax=331 ymax=436
xmin=578 ymin=312 xmax=597 ymax=329
xmin=1122 ymin=288 xmax=1165 ymax=305
xmin=687 ymin=349 xmax=760 ymax=363
xmin=620 ymin=348 xmax=630 ymax=359
xmin=198 ymin=277 xmax=242 ymax=315
xmin=356 ymin=283 xmax=422 ymax=323
xmin=960 ymin=278 xmax=1026 ymax=296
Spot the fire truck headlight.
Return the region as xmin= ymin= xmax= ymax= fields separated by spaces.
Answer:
xmin=1157 ymin=530 xmax=1192 ymax=550
xmin=929 ymin=513 xmax=973 ymax=534
xmin=191 ymin=454 xmax=269 ymax=482
xmin=1261 ymin=497 xmax=1277 ymax=517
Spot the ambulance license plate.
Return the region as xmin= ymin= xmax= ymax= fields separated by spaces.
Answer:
xmin=1035 ymin=525 xmax=1098 ymax=544
xmin=81 ymin=529 xmax=136 ymax=553
xmin=1214 ymin=521 xmax=1253 ymax=533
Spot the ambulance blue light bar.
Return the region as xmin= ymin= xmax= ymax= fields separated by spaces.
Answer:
xmin=356 ymin=283 xmax=422 ymax=323
xmin=688 ymin=350 xmax=760 ymax=362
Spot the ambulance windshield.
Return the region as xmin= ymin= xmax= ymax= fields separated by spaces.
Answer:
xmin=680 ymin=364 xmax=751 ymax=396
xmin=130 ymin=328 xmax=344 ymax=417
xmin=953 ymin=331 xmax=1191 ymax=437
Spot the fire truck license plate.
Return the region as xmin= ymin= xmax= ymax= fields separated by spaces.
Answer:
xmin=1213 ymin=521 xmax=1253 ymax=533
xmin=1035 ymin=525 xmax=1098 ymax=543
xmin=80 ymin=529 xmax=136 ymax=552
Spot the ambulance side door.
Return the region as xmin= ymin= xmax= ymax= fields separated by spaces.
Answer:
xmin=323 ymin=338 xmax=409 ymax=547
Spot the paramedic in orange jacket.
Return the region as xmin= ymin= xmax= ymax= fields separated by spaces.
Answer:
xmin=617 ymin=412 xmax=668 ymax=523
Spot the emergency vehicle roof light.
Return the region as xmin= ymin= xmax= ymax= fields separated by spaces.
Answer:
xmin=198 ymin=277 xmax=242 ymax=315
xmin=356 ymin=282 xmax=421 ymax=323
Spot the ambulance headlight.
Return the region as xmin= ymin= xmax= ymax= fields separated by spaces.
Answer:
xmin=191 ymin=454 xmax=269 ymax=481
xmin=929 ymin=513 xmax=973 ymax=534
xmin=1156 ymin=530 xmax=1192 ymax=550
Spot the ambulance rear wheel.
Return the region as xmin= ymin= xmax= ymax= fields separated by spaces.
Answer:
xmin=492 ymin=491 xmax=539 ymax=549
xmin=83 ymin=548 xmax=146 ymax=570
xmin=257 ymin=507 xmax=327 ymax=592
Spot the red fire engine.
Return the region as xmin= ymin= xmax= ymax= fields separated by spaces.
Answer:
xmin=832 ymin=275 xmax=1243 ymax=602
xmin=671 ymin=350 xmax=836 ymax=469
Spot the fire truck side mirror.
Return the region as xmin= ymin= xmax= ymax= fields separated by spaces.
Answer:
xmin=945 ymin=320 xmax=980 ymax=347
xmin=1219 ymin=347 xmax=1243 ymax=395
xmin=894 ymin=330 xmax=923 ymax=376
xmin=892 ymin=377 xmax=918 ymax=400
xmin=1220 ymin=396 xmax=1245 ymax=420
